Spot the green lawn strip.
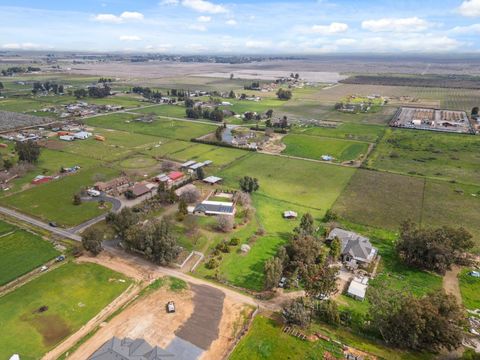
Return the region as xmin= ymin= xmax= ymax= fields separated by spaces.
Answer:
xmin=133 ymin=104 xmax=187 ymax=118
xmin=230 ymin=316 xmax=343 ymax=360
xmin=0 ymin=262 xmax=131 ymax=360
xmin=140 ymin=139 xmax=196 ymax=158
xmin=1 ymin=167 xmax=118 ymax=226
xmin=0 ymin=227 xmax=59 ymax=285
xmin=459 ymin=269 xmax=480 ymax=310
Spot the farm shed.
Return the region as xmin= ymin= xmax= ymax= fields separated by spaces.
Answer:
xmin=203 ymin=176 xmax=222 ymax=185
xmin=283 ymin=211 xmax=298 ymax=219
xmin=347 ymin=277 xmax=369 ymax=301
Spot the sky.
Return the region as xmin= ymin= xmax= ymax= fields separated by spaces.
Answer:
xmin=1 ymin=0 xmax=480 ymax=54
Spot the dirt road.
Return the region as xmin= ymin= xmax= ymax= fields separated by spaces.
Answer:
xmin=443 ymin=265 xmax=463 ymax=305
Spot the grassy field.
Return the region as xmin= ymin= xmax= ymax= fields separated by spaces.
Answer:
xmin=333 ymin=169 xmax=425 ymax=229
xmin=367 ymin=128 xmax=480 ymax=185
xmin=86 ymin=114 xmax=216 ymax=141
xmin=133 ymin=104 xmax=187 ymax=118
xmin=230 ymin=316 xmax=343 ymax=360
xmin=0 ymin=225 xmax=59 ymax=286
xmin=1 ymin=167 xmax=118 ymax=226
xmin=282 ymin=134 xmax=369 ymax=162
xmin=0 ymin=262 xmax=131 ymax=360
xmin=459 ymin=269 xmax=480 ymax=310
xmin=295 ymin=123 xmax=385 ymax=143
xmin=220 ymin=153 xmax=355 ymax=212
xmin=167 ymin=143 xmax=249 ymax=167
xmin=333 ymin=169 xmax=480 ymax=252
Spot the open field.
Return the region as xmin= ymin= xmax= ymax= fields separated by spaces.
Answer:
xmin=459 ymin=269 xmax=480 ymax=310
xmin=334 ymin=170 xmax=480 ymax=252
xmin=133 ymin=104 xmax=188 ymax=118
xmin=0 ymin=262 xmax=131 ymax=360
xmin=282 ymin=134 xmax=369 ymax=162
xmin=86 ymin=114 xmax=217 ymax=141
xmin=367 ymin=128 xmax=480 ymax=185
xmin=220 ymin=153 xmax=355 ymax=212
xmin=0 ymin=224 xmax=59 ymax=286
xmin=167 ymin=143 xmax=249 ymax=167
xmin=230 ymin=316 xmax=343 ymax=360
xmin=1 ymin=167 xmax=118 ymax=227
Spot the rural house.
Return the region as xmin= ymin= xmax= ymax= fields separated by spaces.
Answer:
xmin=327 ymin=228 xmax=377 ymax=268
xmin=88 ymin=337 xmax=175 ymax=360
xmin=194 ymin=200 xmax=235 ymax=216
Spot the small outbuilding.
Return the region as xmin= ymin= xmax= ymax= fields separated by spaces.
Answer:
xmin=203 ymin=176 xmax=223 ymax=185
xmin=240 ymin=244 xmax=251 ymax=253
xmin=283 ymin=211 xmax=298 ymax=219
xmin=347 ymin=277 xmax=369 ymax=301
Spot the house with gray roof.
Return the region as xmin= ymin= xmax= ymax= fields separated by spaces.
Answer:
xmin=193 ymin=200 xmax=235 ymax=216
xmin=88 ymin=337 xmax=175 ymax=360
xmin=327 ymin=228 xmax=377 ymax=268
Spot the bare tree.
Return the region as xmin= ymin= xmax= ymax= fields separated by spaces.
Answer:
xmin=180 ymin=187 xmax=200 ymax=204
xmin=216 ymin=215 xmax=234 ymax=232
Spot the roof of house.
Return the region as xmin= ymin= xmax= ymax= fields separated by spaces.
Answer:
xmin=189 ymin=162 xmax=205 ymax=170
xmin=203 ymin=176 xmax=222 ymax=184
xmin=347 ymin=277 xmax=369 ymax=300
xmin=180 ymin=160 xmax=196 ymax=168
xmin=95 ymin=177 xmax=129 ymax=191
xmin=327 ymin=228 xmax=377 ymax=263
xmin=194 ymin=201 xmax=234 ymax=215
xmin=168 ymin=171 xmax=184 ymax=181
xmin=283 ymin=210 xmax=298 ymax=218
xmin=88 ymin=337 xmax=175 ymax=360
xmin=130 ymin=183 xmax=151 ymax=197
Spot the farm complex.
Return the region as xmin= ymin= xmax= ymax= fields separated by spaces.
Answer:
xmin=0 ymin=51 xmax=479 ymax=360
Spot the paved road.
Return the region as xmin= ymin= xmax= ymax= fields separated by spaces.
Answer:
xmin=68 ymin=195 xmax=122 ymax=234
xmin=0 ymin=206 xmax=81 ymax=241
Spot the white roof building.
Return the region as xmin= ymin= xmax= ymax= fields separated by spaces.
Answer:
xmin=347 ymin=277 xmax=369 ymax=301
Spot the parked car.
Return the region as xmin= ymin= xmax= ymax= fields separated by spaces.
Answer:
xmin=40 ymin=265 xmax=48 ymax=272
xmin=49 ymin=222 xmax=57 ymax=227
xmin=87 ymin=189 xmax=101 ymax=197
xmin=278 ymin=277 xmax=287 ymax=288
xmin=166 ymin=301 xmax=175 ymax=313
xmin=56 ymin=255 xmax=66 ymax=262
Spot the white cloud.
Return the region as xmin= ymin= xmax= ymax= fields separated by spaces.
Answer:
xmin=2 ymin=42 xmax=43 ymax=50
xmin=182 ymin=0 xmax=227 ymax=14
xmin=226 ymin=19 xmax=237 ymax=25
xmin=93 ymin=11 xmax=144 ymax=23
xmin=245 ymin=40 xmax=272 ymax=49
xmin=308 ymin=22 xmax=349 ymax=34
xmin=145 ymin=44 xmax=172 ymax=51
xmin=451 ymin=23 xmax=480 ymax=33
xmin=458 ymin=0 xmax=480 ymax=17
xmin=361 ymin=17 xmax=430 ymax=32
xmin=335 ymin=38 xmax=356 ymax=46
xmin=189 ymin=24 xmax=207 ymax=31
xmin=197 ymin=15 xmax=211 ymax=22
xmin=160 ymin=0 xmax=179 ymax=5
xmin=119 ymin=35 xmax=142 ymax=41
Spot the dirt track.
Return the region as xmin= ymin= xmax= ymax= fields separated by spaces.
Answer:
xmin=443 ymin=265 xmax=463 ymax=305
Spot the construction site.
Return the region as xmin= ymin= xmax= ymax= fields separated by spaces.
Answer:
xmin=390 ymin=107 xmax=475 ymax=134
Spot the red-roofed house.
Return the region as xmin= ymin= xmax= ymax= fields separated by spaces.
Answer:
xmin=168 ymin=171 xmax=184 ymax=181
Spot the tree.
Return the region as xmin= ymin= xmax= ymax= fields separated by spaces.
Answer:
xmin=82 ymin=227 xmax=104 ymax=255
xmin=284 ymin=233 xmax=325 ymax=276
xmin=276 ymin=88 xmax=292 ymax=100
xmin=228 ymin=90 xmax=236 ymax=98
xmin=472 ymin=106 xmax=479 ymax=117
xmin=369 ymin=286 xmax=465 ymax=352
xmin=215 ymin=126 xmax=224 ymax=142
xmin=303 ymin=262 xmax=339 ymax=298
xmin=0 ymin=82 xmax=3 ymax=89
xmin=196 ymin=166 xmax=205 ymax=180
xmin=243 ymin=112 xmax=254 ymax=121
xmin=396 ymin=220 xmax=474 ymax=274
xmin=180 ymin=187 xmax=200 ymax=204
xmin=124 ymin=219 xmax=181 ymax=265
xmin=216 ymin=215 xmax=234 ymax=232
xmin=73 ymin=193 xmax=82 ymax=206
xmin=185 ymin=97 xmax=195 ymax=108
xmin=210 ymin=108 xmax=224 ymax=122
xmin=280 ymin=116 xmax=289 ymax=129
xmin=265 ymin=119 xmax=272 ymax=128
xmin=329 ymin=237 xmax=341 ymax=260
xmin=15 ymin=140 xmax=40 ymax=163
xmin=283 ymin=297 xmax=312 ymax=328
xmin=239 ymin=176 xmax=259 ymax=193
xmin=177 ymin=198 xmax=188 ymax=221
xmin=264 ymin=257 xmax=283 ymax=290
xmin=314 ymin=299 xmax=340 ymax=326
xmin=106 ymin=207 xmax=139 ymax=238
xmin=73 ymin=88 xmax=88 ymax=99
xmin=323 ymin=209 xmax=338 ymax=222
xmin=294 ymin=213 xmax=315 ymax=236
xmin=265 ymin=109 xmax=273 ymax=118
xmin=230 ymin=73 xmax=234 ymax=80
